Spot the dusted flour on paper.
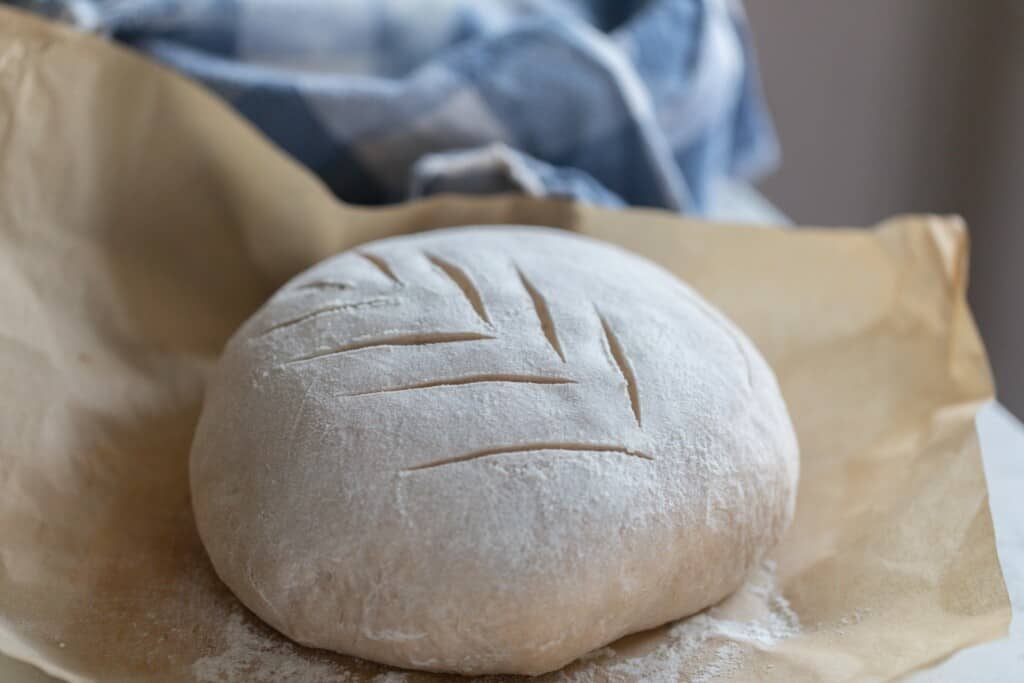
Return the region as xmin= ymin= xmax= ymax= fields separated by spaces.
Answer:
xmin=193 ymin=614 xmax=353 ymax=683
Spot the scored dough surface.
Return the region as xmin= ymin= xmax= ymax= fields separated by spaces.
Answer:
xmin=190 ymin=225 xmax=799 ymax=675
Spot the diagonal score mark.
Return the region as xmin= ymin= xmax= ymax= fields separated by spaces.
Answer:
xmin=346 ymin=374 xmax=575 ymax=396
xmin=405 ymin=443 xmax=653 ymax=471
xmin=597 ymin=309 xmax=642 ymax=428
xmin=426 ymin=252 xmax=490 ymax=324
xmin=295 ymin=280 xmax=355 ymax=292
xmin=516 ymin=267 xmax=565 ymax=362
xmin=285 ymin=332 xmax=494 ymax=365
xmin=258 ymin=298 xmax=398 ymax=336
xmin=358 ymin=251 xmax=401 ymax=285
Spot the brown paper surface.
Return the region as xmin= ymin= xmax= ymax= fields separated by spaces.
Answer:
xmin=0 ymin=9 xmax=1010 ymax=682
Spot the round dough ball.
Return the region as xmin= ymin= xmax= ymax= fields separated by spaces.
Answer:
xmin=190 ymin=226 xmax=798 ymax=676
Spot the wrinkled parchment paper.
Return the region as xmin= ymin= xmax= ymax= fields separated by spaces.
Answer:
xmin=0 ymin=9 xmax=1009 ymax=682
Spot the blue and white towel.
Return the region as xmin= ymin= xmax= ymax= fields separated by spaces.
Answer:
xmin=16 ymin=0 xmax=778 ymax=214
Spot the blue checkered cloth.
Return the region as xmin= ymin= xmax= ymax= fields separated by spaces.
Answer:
xmin=18 ymin=0 xmax=778 ymax=214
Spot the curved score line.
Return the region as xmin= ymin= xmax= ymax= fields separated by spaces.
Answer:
xmin=258 ymin=298 xmax=397 ymax=336
xmin=346 ymin=374 xmax=575 ymax=396
xmin=358 ymin=251 xmax=401 ymax=285
xmin=426 ymin=253 xmax=490 ymax=324
xmin=285 ymin=332 xmax=494 ymax=365
xmin=597 ymin=311 xmax=641 ymax=427
xmin=405 ymin=443 xmax=653 ymax=471
xmin=516 ymin=267 xmax=565 ymax=362
xmin=294 ymin=280 xmax=354 ymax=291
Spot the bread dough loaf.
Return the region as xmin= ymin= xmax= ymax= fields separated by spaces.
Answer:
xmin=190 ymin=226 xmax=798 ymax=675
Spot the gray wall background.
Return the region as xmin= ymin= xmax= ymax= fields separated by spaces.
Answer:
xmin=746 ymin=1 xmax=1024 ymax=418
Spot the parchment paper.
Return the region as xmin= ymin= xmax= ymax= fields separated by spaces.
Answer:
xmin=0 ymin=9 xmax=1010 ymax=682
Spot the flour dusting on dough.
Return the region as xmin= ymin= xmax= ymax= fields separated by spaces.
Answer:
xmin=192 ymin=227 xmax=799 ymax=675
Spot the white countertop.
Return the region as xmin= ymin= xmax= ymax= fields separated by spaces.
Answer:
xmin=911 ymin=402 xmax=1024 ymax=682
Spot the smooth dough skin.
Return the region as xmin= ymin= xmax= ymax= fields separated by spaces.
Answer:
xmin=190 ymin=226 xmax=799 ymax=676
